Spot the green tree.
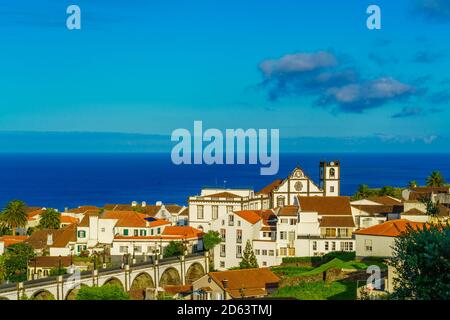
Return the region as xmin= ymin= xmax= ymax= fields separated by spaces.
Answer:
xmin=239 ymin=240 xmax=258 ymax=269
xmin=426 ymin=171 xmax=445 ymax=187
xmin=353 ymin=184 xmax=371 ymax=200
xmin=76 ymin=284 xmax=130 ymax=300
xmin=379 ymin=186 xmax=396 ymax=196
xmin=407 ymin=180 xmax=417 ymax=189
xmin=163 ymin=241 xmax=184 ymax=258
xmin=38 ymin=208 xmax=61 ymax=229
xmin=3 ymin=242 xmax=35 ymax=282
xmin=389 ymin=224 xmax=450 ymax=299
xmin=49 ymin=267 xmax=67 ymax=276
xmin=0 ymin=200 xmax=28 ymax=236
xmin=203 ymin=230 xmax=222 ymax=271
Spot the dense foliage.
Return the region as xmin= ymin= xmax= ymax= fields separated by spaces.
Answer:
xmin=0 ymin=200 xmax=28 ymax=236
xmin=426 ymin=171 xmax=446 ymax=187
xmin=163 ymin=241 xmax=184 ymax=258
xmin=203 ymin=230 xmax=221 ymax=251
xmin=76 ymin=284 xmax=130 ymax=300
xmin=389 ymin=224 xmax=450 ymax=299
xmin=38 ymin=208 xmax=61 ymax=229
xmin=1 ymin=243 xmax=35 ymax=282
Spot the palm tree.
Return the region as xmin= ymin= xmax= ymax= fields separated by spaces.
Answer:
xmin=407 ymin=180 xmax=417 ymax=189
xmin=0 ymin=200 xmax=28 ymax=236
xmin=38 ymin=208 xmax=61 ymax=229
xmin=426 ymin=171 xmax=445 ymax=187
xmin=354 ymin=184 xmax=370 ymax=200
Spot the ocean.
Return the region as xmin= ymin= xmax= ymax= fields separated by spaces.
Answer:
xmin=0 ymin=153 xmax=449 ymax=210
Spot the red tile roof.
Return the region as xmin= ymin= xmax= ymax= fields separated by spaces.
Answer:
xmin=277 ymin=205 xmax=298 ymax=216
xmin=235 ymin=210 xmax=263 ymax=224
xmin=257 ymin=179 xmax=283 ymax=195
xmin=298 ymin=196 xmax=352 ymax=215
xmin=162 ymin=226 xmax=204 ymax=238
xmin=354 ymin=219 xmax=428 ymax=237
xmin=0 ymin=235 xmax=28 ymax=248
xmin=60 ymin=216 xmax=79 ymax=224
xmin=206 ymin=192 xmax=242 ymax=198
xmin=319 ymin=216 xmax=355 ymax=228
xmin=367 ymin=196 xmax=402 ymax=206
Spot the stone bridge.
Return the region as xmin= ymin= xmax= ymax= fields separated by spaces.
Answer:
xmin=0 ymin=252 xmax=208 ymax=300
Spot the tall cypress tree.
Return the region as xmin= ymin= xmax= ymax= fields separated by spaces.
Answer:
xmin=239 ymin=240 xmax=259 ymax=269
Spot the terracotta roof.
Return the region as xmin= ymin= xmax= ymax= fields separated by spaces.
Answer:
xmin=260 ymin=226 xmax=276 ymax=231
xmin=354 ymin=219 xmax=428 ymax=237
xmin=208 ymin=268 xmax=280 ymax=299
xmin=367 ymin=196 xmax=402 ymax=206
xmin=298 ymin=196 xmax=352 ymax=215
xmin=235 ymin=210 xmax=263 ymax=224
xmin=257 ymin=179 xmax=283 ymax=195
xmin=164 ymin=205 xmax=184 ymax=214
xmin=402 ymin=208 xmax=426 ymax=216
xmin=278 ymin=205 xmax=298 ymax=216
xmin=66 ymin=206 xmax=100 ymax=214
xmin=29 ymin=256 xmax=72 ymax=268
xmin=27 ymin=208 xmax=45 ymax=221
xmin=0 ymin=235 xmax=28 ymax=248
xmin=319 ymin=216 xmax=355 ymax=228
xmin=162 ymin=226 xmax=204 ymax=238
xmin=60 ymin=216 xmax=79 ymax=224
xmin=102 ymin=211 xmax=147 ymax=227
xmin=78 ymin=211 xmax=101 ymax=227
xmin=164 ymin=285 xmax=192 ymax=295
xmin=179 ymin=208 xmax=189 ymax=216
xmin=206 ymin=192 xmax=242 ymax=199
xmin=25 ymin=224 xmax=76 ymax=249
xmin=352 ymin=204 xmax=403 ymax=215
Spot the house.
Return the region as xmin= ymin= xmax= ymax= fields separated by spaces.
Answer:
xmin=25 ymin=207 xmax=46 ymax=229
xmin=60 ymin=215 xmax=79 ymax=228
xmin=27 ymin=256 xmax=88 ymax=280
xmin=354 ymin=219 xmax=427 ymax=258
xmin=351 ymin=196 xmax=404 ymax=229
xmin=192 ymin=268 xmax=280 ymax=300
xmin=24 ymin=224 xmax=77 ymax=256
xmin=0 ymin=235 xmax=28 ymax=255
xmin=211 ymin=209 xmax=275 ymax=269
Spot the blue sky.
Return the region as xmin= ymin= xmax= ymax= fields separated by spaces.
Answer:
xmin=0 ymin=0 xmax=449 ymax=151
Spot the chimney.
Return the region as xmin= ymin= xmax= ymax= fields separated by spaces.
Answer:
xmin=47 ymin=233 xmax=53 ymax=246
xmin=142 ymin=201 xmax=147 ymax=207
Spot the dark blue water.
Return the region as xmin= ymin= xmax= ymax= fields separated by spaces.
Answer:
xmin=0 ymin=153 xmax=449 ymax=210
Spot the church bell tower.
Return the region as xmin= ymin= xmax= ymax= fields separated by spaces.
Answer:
xmin=319 ymin=160 xmax=340 ymax=196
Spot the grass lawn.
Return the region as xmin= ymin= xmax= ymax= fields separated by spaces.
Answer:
xmin=271 ymin=280 xmax=357 ymax=300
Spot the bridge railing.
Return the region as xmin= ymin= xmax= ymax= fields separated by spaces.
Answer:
xmin=0 ymin=251 xmax=206 ymax=293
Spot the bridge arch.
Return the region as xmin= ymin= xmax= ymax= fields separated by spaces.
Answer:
xmin=159 ymin=267 xmax=181 ymax=287
xmin=185 ymin=262 xmax=205 ymax=284
xmin=130 ymin=272 xmax=155 ymax=300
xmin=101 ymin=277 xmax=124 ymax=290
xmin=65 ymin=283 xmax=88 ymax=300
xmin=31 ymin=289 xmax=55 ymax=300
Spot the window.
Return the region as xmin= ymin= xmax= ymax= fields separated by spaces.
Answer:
xmin=236 ymin=245 xmax=242 ymax=258
xmin=228 ymin=215 xmax=234 ymax=226
xmin=280 ymin=231 xmax=287 ymax=240
xmin=101 ymin=228 xmax=105 ymax=232
xmin=329 ymin=168 xmax=335 ymax=178
xmin=157 ymin=228 xmax=161 ymax=234
xmin=269 ymin=250 xmax=275 ymax=256
xmin=255 ymin=249 xmax=260 ymax=255
xmin=340 ymin=241 xmax=354 ymax=252
xmin=280 ymin=247 xmax=287 ymax=256
xmin=325 ymin=241 xmax=329 ymax=251
xmin=325 ymin=228 xmax=336 ymax=237
xmin=221 ymin=220 xmax=225 ymax=226
xmin=140 ymin=230 xmax=147 ymax=236
xmin=197 ymin=205 xmax=204 ymax=219
xmin=262 ymin=250 xmax=268 ymax=256
xmin=290 ymin=219 xmax=297 ymax=225
xmin=288 ymin=231 xmax=295 ymax=241
xmin=123 ymin=229 xmax=129 ymax=236
xmin=120 ymin=246 xmax=128 ymax=253
xmin=262 ymin=261 xmax=267 ymax=266
xmin=134 ymin=246 xmax=142 ymax=253
xmin=312 ymin=241 xmax=317 ymax=251
xmin=134 ymin=229 xmax=139 ymax=236
xmin=220 ymin=261 xmax=225 ymax=268
xmin=332 ymin=241 xmax=336 ymax=251
xmin=226 ymin=206 xmax=233 ymax=213
xmin=220 ymin=229 xmax=226 ymax=242
xmin=277 ymin=196 xmax=285 ymax=207
xmin=220 ymin=244 xmax=226 ymax=257
xmin=151 ymin=229 xmax=154 ymax=235
xmin=280 ymin=219 xmax=288 ymax=224
xmin=338 ymin=228 xmax=350 ymax=238
xmin=330 ymin=186 xmax=335 ymax=193
xmin=365 ymin=239 xmax=373 ymax=252
xmin=236 ymin=229 xmax=242 ymax=243
xmin=263 ymin=232 xmax=271 ymax=238
xmin=77 ymin=230 xmax=86 ymax=238
xmin=237 ymin=220 xmax=241 ymax=226
xmin=212 ymin=205 xmax=218 ymax=220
